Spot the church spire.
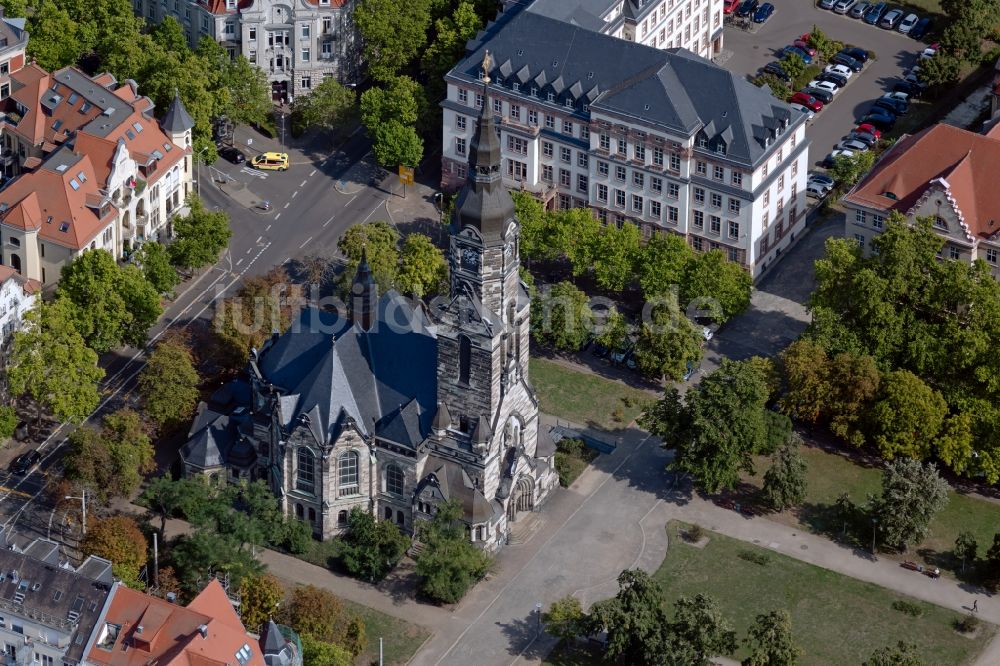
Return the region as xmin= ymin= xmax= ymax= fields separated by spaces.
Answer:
xmin=350 ymin=245 xmax=377 ymax=330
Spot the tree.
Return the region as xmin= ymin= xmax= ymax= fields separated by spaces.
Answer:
xmin=589 ymin=221 xmax=640 ymax=292
xmin=82 ymin=516 xmax=147 ymax=589
xmin=397 ymin=233 xmax=448 ymax=298
xmin=939 ymin=0 xmax=999 ymax=62
xmin=742 ymin=610 xmax=801 ymax=666
xmin=299 ymin=634 xmax=353 ymax=666
xmin=169 ymin=528 xmax=264 ymax=594
xmin=337 ymin=221 xmax=401 ymax=291
xmin=827 ymin=150 xmax=876 ymax=189
xmin=26 ymin=0 xmax=82 ymax=71
xmin=954 ymin=531 xmax=978 ymax=573
xmin=134 ymin=242 xmax=179 ymax=294
xmin=6 ymin=299 xmax=104 ymax=424
xmin=239 ymin=573 xmax=284 ymax=633
xmin=415 ymin=499 xmax=492 ymax=604
xmin=778 ymin=339 xmax=831 ymax=424
xmin=142 ymin=475 xmax=213 ymax=537
xmin=918 ymin=53 xmax=962 ymax=88
xmin=360 ymin=76 xmax=426 ymax=130
xmin=138 ymin=337 xmax=200 ymax=429
xmin=633 ymin=294 xmax=703 ymax=381
xmin=339 ymin=507 xmax=410 ymax=582
xmin=825 ymin=351 xmax=880 ymax=447
xmin=753 ymin=73 xmax=791 ymax=103
xmin=680 ymin=250 xmax=752 ymax=323
xmin=169 ymin=196 xmax=232 ymax=270
xmin=665 ymin=594 xmax=737 ymax=665
xmin=354 ymin=0 xmax=433 ymax=81
xmin=282 ymin=585 xmax=355 ymax=646
xmin=779 ymin=53 xmax=806 ymax=81
xmin=421 ymin=1 xmax=483 ymax=100
xmin=530 ymin=281 xmax=593 ymax=352
xmin=511 ymin=191 xmax=550 ymax=262
xmin=870 ymin=459 xmax=949 ymax=551
xmin=64 ymin=409 xmax=154 ymax=501
xmin=869 ymin=370 xmax=947 ymax=460
xmin=639 ymin=233 xmax=694 ymax=299
xmin=0 ymin=406 xmax=17 ymax=440
xmin=987 ymin=533 xmax=1000 ymax=586
xmin=215 ymin=51 xmax=273 ymax=127
xmin=594 ymin=307 xmax=631 ymax=354
xmin=762 ymin=439 xmax=808 ymax=511
xmin=863 ymin=642 xmax=925 ymax=666
xmin=588 ymin=569 xmax=669 ymax=666
xmin=292 ymin=77 xmax=356 ymax=133
xmin=371 ymin=120 xmax=424 ymax=168
xmin=542 ymin=595 xmax=585 ymax=643
xmin=215 ymin=268 xmax=293 ymax=369
xmin=58 ymin=249 xmax=162 ymax=352
xmin=641 ymin=359 xmax=775 ymax=493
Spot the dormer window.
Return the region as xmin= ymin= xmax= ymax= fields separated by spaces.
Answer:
xmin=530 ymin=86 xmax=538 ymax=97
xmin=547 ymin=92 xmax=555 ymax=102
xmin=564 ymin=97 xmax=573 ymax=108
xmin=715 ymin=142 xmax=726 ymax=155
xmin=512 ymin=82 xmax=519 ymax=92
xmin=698 ymin=134 xmax=708 ymax=148
xmin=934 ymin=216 xmax=947 ymax=229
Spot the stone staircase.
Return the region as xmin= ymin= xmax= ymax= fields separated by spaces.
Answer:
xmin=507 ymin=512 xmax=544 ymax=546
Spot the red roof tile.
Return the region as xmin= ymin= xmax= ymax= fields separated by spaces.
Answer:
xmin=0 ymin=264 xmax=41 ymax=293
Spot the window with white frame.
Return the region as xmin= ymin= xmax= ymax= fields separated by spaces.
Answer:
xmin=855 ymin=209 xmax=866 ymax=225
xmin=563 ymin=120 xmax=573 ymax=135
xmin=710 ymin=192 xmax=722 ymax=208
xmin=528 ymin=109 xmax=538 ymax=125
xmin=631 ymin=194 xmax=644 ymax=213
xmin=696 ymin=161 xmax=707 ymax=176
xmin=510 ymin=104 xmax=520 ymax=120
xmin=791 ymin=160 xmax=798 ymax=177
xmin=873 ymin=214 xmax=885 ymax=229
xmin=694 ymin=187 xmax=705 ymax=204
xmin=729 ymin=199 xmax=740 ymax=214
xmin=597 ymin=183 xmax=608 ymax=202
xmin=713 ymin=165 xmax=724 ymax=181
xmin=669 ymin=152 xmax=681 ymax=171
xmin=651 ymin=177 xmax=663 ymax=194
xmin=560 ymin=147 xmax=571 ymax=163
xmin=455 ymin=115 xmax=466 ymax=131
xmin=650 ymin=200 xmax=662 ymax=219
xmin=693 ymin=210 xmax=704 ymax=229
xmin=710 ymin=216 xmax=721 ymax=234
xmin=455 ymin=138 xmax=466 ymax=156
xmin=338 ymin=452 xmax=359 ymax=496
xmin=578 ymin=152 xmax=589 ymax=168
xmin=577 ymin=174 xmax=588 ymax=193
xmin=559 ymin=168 xmax=570 ymax=187
xmin=617 ymin=138 xmax=627 ymax=155
xmin=301 ymin=77 xmax=311 ymax=89
xmin=854 ymin=233 xmax=865 ymax=248
xmin=728 ymin=221 xmax=739 ymax=239
xmin=507 ymin=136 xmax=527 ymax=155
xmin=322 ymin=42 xmax=332 ymax=58
xmin=542 ymin=141 xmax=553 ymax=158
xmin=542 ymin=165 xmax=553 ymax=182
xmin=668 ymin=206 xmax=678 ymax=224
xmin=615 ymin=189 xmax=626 ymax=207
xmin=635 ymin=144 xmax=646 ymax=162
xmin=297 ymin=448 xmax=315 ymax=493
xmin=475 ymin=93 xmax=483 ymax=108
xmin=386 ymin=465 xmax=404 ymax=496
xmin=300 ymin=48 xmax=310 ymax=62
xmin=987 ymin=248 xmax=998 ymax=264
xmin=581 ymin=125 xmax=590 ymax=140
xmin=545 ymin=115 xmax=555 ymax=129
xmin=300 ymin=23 xmax=310 ymax=38
xmin=508 ymin=160 xmax=527 ymax=180
xmin=615 ymin=165 xmax=626 ymax=181
xmin=598 ymin=160 xmax=609 ymax=176
xmin=458 ymin=88 xmax=468 ymax=104
xmin=633 ymin=171 xmax=644 ymax=188
xmin=778 ymin=173 xmax=785 ymax=191
xmin=653 ymin=147 xmax=664 ymax=167
xmin=600 ymin=133 xmax=610 ymax=151
xmin=493 ymin=98 xmax=502 ymax=114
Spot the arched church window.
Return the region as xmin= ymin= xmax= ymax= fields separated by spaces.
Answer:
xmin=384 ymin=506 xmax=393 ymax=521
xmin=386 ymin=464 xmax=404 ymax=496
xmin=295 ymin=503 xmax=304 ymax=519
xmin=459 ymin=335 xmax=471 ymax=385
xmin=296 ymin=448 xmax=315 ymax=493
xmin=338 ymin=451 xmax=359 ymax=496
xmin=338 ymin=510 xmax=348 ymax=526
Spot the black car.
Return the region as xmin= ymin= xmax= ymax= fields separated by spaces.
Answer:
xmin=910 ymin=17 xmax=932 ymax=39
xmin=218 ymin=146 xmax=246 ymax=164
xmin=763 ymin=62 xmax=791 ymax=82
xmin=803 ymin=87 xmax=834 ymax=104
xmin=861 ymin=112 xmax=896 ymax=131
xmin=893 ymin=81 xmax=923 ymax=98
xmin=873 ymin=97 xmax=908 ymax=116
xmin=9 ymin=450 xmax=40 ymax=476
xmin=735 ymin=0 xmax=758 ymax=17
xmin=819 ymin=71 xmax=849 ymax=88
xmin=848 ymin=131 xmax=878 ymax=147
xmin=839 ymin=46 xmax=870 ymax=63
xmin=830 ymin=53 xmax=863 ymax=72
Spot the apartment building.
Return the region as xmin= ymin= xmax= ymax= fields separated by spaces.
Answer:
xmin=133 ymin=0 xmax=359 ymax=102
xmin=511 ymin=0 xmax=724 ymax=60
xmin=442 ymin=8 xmax=807 ymax=277
xmin=0 ymin=65 xmax=193 ymax=286
xmin=0 ymin=264 xmax=38 ymax=347
xmin=0 ymin=10 xmax=28 ymax=181
xmin=842 ymin=123 xmax=1000 ymax=277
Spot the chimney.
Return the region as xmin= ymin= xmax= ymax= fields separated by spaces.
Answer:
xmin=197 ymin=624 xmax=208 ymax=639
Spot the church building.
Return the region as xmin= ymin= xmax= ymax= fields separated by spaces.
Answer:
xmin=181 ymin=64 xmax=557 ymax=550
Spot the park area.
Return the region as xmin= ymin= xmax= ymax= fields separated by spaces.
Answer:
xmin=529 ymin=357 xmax=653 ymax=430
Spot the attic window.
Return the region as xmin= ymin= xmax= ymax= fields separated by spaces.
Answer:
xmin=77 ymin=172 xmax=87 ymax=183
xmin=59 ymin=222 xmax=70 ymax=232
xmin=96 ymin=623 xmax=121 ymax=650
xmin=163 ymin=142 xmax=172 ymax=151
xmin=69 ymin=178 xmax=80 ymax=190
xmin=46 ymin=216 xmax=52 ymax=223
xmin=152 ymin=149 xmax=164 ymax=160
xmin=235 ymin=644 xmax=253 ymax=666
xmin=883 ymin=191 xmax=898 ymax=200
xmin=697 ymin=134 xmax=709 ymax=148
xmin=133 ymin=121 xmax=143 ymax=133
xmin=715 ymin=142 xmax=726 ymax=155
xmin=52 ymin=120 xmax=62 ymax=131
xmin=80 ymin=102 xmax=91 ymax=113
xmin=68 ymin=93 xmax=78 ymax=104
xmin=52 ymin=589 xmax=62 ymax=602
xmin=102 ymin=107 xmax=115 ymax=116
xmin=55 ymin=164 xmax=68 ymax=172
xmin=126 ymin=129 xmax=135 ymax=140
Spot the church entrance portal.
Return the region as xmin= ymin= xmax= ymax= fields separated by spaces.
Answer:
xmin=507 ymin=476 xmax=534 ymax=522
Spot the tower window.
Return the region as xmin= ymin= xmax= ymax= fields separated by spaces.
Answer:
xmin=386 ymin=464 xmax=404 ymax=496
xmin=458 ymin=334 xmax=471 ymax=385
xmin=296 ymin=448 xmax=315 ymax=493
xmin=338 ymin=451 xmax=359 ymax=496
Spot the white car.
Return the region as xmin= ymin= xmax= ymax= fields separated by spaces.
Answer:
xmin=806 ymin=182 xmax=830 ymax=198
xmin=701 ymin=326 xmax=714 ymax=341
xmin=920 ymin=47 xmax=938 ymax=59
xmin=823 ymin=64 xmax=854 ymax=80
xmin=789 ymin=103 xmax=815 ymax=121
xmin=881 ymin=91 xmax=909 ymax=102
xmin=823 ymin=148 xmax=854 ymax=167
xmin=807 ymin=79 xmax=840 ymax=94
xmin=898 ymin=13 xmax=919 ymax=34
xmin=837 ymin=139 xmax=870 ymax=152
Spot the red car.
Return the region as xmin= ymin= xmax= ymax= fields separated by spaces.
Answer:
xmin=792 ymin=40 xmax=817 ymax=56
xmin=724 ymin=0 xmax=739 ymax=13
xmin=789 ymin=92 xmax=823 ymax=112
xmin=855 ymin=123 xmax=882 ymax=139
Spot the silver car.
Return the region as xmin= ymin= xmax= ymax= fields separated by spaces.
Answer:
xmin=849 ymin=1 xmax=870 ymax=18
xmin=833 ymin=0 xmax=857 ymax=14
xmin=880 ymin=8 xmax=903 ymax=29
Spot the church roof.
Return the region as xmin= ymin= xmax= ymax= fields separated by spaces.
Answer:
xmin=419 ymin=456 xmax=495 ymax=523
xmin=181 ymin=403 xmax=255 ymax=470
xmin=161 ymin=91 xmax=194 ymax=133
xmin=257 ymin=293 xmax=438 ymax=448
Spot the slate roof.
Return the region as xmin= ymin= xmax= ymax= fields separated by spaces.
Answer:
xmin=256 ymin=293 xmax=438 ymax=448
xmin=160 ymin=92 xmax=195 ymax=134
xmin=527 ymin=0 xmax=658 ymax=32
xmin=418 ymin=456 xmax=496 ymax=523
xmin=450 ymin=9 xmax=799 ymax=167
xmin=181 ymin=397 xmax=256 ymax=471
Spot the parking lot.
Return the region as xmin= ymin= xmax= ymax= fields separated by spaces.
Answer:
xmin=721 ymin=1 xmax=934 ymax=168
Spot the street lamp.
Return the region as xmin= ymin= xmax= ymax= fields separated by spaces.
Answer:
xmin=535 ymin=602 xmax=543 ymax=637
xmin=65 ymin=489 xmax=87 ymax=538
xmin=871 ymin=518 xmax=878 ymax=557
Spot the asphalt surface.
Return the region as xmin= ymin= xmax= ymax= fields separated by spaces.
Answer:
xmin=0 ymin=128 xmax=396 ymax=549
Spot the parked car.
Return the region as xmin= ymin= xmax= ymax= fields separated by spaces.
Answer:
xmin=808 ymin=172 xmax=836 ymax=189
xmin=806 ymin=181 xmax=831 ymax=198
xmin=848 ymin=130 xmax=878 ymax=147
xmin=789 ymin=104 xmax=816 ymax=121
xmin=819 ymin=71 xmax=849 ymax=88
xmin=701 ymin=326 xmax=714 ymax=342
xmin=903 ymin=73 xmax=927 ymax=89
xmin=880 ymin=8 xmax=903 ymax=29
xmin=860 ymin=111 xmax=896 ymax=131
xmin=833 ymin=0 xmax=858 ymax=14
xmin=881 ymin=91 xmax=909 ymax=102
xmin=863 ymin=2 xmax=887 ymax=25
xmin=808 ymin=79 xmax=841 ymax=94
xmin=855 ymin=123 xmax=882 ymax=139
xmin=898 ymin=13 xmax=919 ymax=34
xmin=780 ymin=46 xmax=813 ymax=64
xmin=789 ymin=91 xmax=823 ymax=111
xmin=9 ymin=450 xmax=41 ymax=476
xmin=920 ymin=46 xmax=939 ymax=59
xmin=849 ymin=1 xmax=870 ymax=18
xmin=824 ymin=63 xmax=854 ymax=80
xmin=793 ymin=40 xmax=817 ymax=56
xmin=723 ymin=0 xmax=739 ymax=13
xmin=818 ymin=0 xmax=837 ymax=8
xmin=873 ymin=98 xmax=908 ymax=116
xmin=822 ymin=149 xmax=855 ymax=168
xmin=803 ymin=86 xmax=834 ymax=104
xmin=831 ymin=53 xmax=863 ymax=72
xmin=752 ymin=2 xmax=774 ymax=23
xmin=763 ymin=61 xmax=792 ymax=81
xmin=839 ymin=46 xmax=870 ymax=63
xmin=218 ymin=146 xmax=246 ymax=164
xmin=735 ymin=0 xmax=758 ymax=18
xmin=893 ymin=81 xmax=923 ymax=98
xmin=838 ymin=139 xmax=870 ymax=153
xmin=910 ymin=17 xmax=932 ymax=39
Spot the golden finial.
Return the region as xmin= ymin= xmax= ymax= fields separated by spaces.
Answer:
xmin=481 ymin=50 xmax=493 ymax=84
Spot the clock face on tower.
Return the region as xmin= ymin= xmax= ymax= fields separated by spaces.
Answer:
xmin=461 ymin=247 xmax=480 ymax=271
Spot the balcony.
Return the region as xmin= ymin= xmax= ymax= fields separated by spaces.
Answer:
xmin=3 ymin=111 xmax=21 ymax=127
xmin=500 ymin=116 xmax=539 ymax=137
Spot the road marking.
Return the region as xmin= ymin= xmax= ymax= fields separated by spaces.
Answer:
xmin=256 ymin=235 xmax=262 ymax=243
xmin=292 ymin=190 xmax=298 ymax=198
xmin=275 ymin=213 xmax=281 ymax=220
xmin=322 ymin=215 xmax=334 ymax=228
xmin=300 ymin=179 xmax=307 ymax=187
xmin=246 ymin=247 xmax=253 ymax=254
xmin=299 ymin=236 xmax=313 ymax=249
xmin=347 ymin=195 xmax=357 ymax=206
xmin=283 ymin=202 xmax=290 ymax=209
xmin=361 ymin=201 xmax=382 ymax=223
xmin=236 ymin=258 xmax=244 ymax=266
xmin=308 ymin=170 xmax=316 ymax=177
xmin=265 ymin=224 xmax=271 ymax=231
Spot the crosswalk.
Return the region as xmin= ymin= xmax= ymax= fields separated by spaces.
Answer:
xmin=240 ymin=166 xmax=268 ymax=180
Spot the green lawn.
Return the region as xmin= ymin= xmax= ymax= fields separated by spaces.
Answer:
xmin=529 ymin=357 xmax=653 ymax=430
xmin=343 ymin=599 xmax=430 ymax=666
xmin=654 ymin=522 xmax=993 ymax=665
xmin=740 ymin=445 xmax=1000 ymax=578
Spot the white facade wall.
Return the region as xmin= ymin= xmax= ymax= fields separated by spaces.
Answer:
xmin=0 ymin=274 xmax=35 ymax=345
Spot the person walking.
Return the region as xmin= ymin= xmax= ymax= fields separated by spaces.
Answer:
xmin=973 ymin=599 xmax=979 ymax=613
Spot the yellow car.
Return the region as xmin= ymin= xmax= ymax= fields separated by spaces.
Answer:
xmin=251 ymin=152 xmax=289 ymax=171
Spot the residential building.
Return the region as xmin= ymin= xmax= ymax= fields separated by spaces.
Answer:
xmin=181 ymin=96 xmax=558 ymax=549
xmin=0 ymin=264 xmax=38 ymax=347
xmin=841 ymin=123 xmax=1000 ymax=278
xmin=0 ymin=530 xmax=114 ymax=666
xmin=521 ymin=0 xmax=724 ymax=60
xmin=86 ymin=579 xmax=266 ymax=666
xmin=441 ymin=9 xmax=808 ymax=277
xmin=0 ymin=65 xmax=193 ymax=287
xmin=133 ymin=0 xmax=359 ymax=102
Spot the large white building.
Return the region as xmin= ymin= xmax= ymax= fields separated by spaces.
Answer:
xmin=0 ymin=263 xmax=37 ymax=347
xmin=133 ymin=0 xmax=359 ymax=102
xmin=507 ymin=0 xmax=725 ymax=60
xmin=442 ymin=8 xmax=807 ymax=277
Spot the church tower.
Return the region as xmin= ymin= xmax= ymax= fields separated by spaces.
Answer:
xmin=434 ymin=51 xmax=540 ymax=507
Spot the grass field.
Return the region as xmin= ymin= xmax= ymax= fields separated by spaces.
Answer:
xmin=529 ymin=357 xmax=653 ymax=430
xmin=739 ymin=445 xmax=1000 ymax=578
xmin=654 ymin=522 xmax=994 ymax=665
xmin=343 ymin=599 xmax=430 ymax=666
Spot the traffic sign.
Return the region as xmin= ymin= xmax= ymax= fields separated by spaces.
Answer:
xmin=398 ymin=165 xmax=414 ymax=185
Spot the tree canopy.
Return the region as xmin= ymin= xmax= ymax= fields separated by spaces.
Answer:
xmin=169 ymin=196 xmax=233 ymax=270
xmin=530 ymin=281 xmax=593 ymax=352
xmin=633 ymin=294 xmax=703 ymax=381
xmin=82 ymin=515 xmax=148 ymax=589
xmin=291 ymin=77 xmax=357 ymax=134
xmin=139 ymin=336 xmax=201 ymax=429
xmin=414 ymin=499 xmax=492 ymax=603
xmin=870 ymin=458 xmax=949 ymax=551
xmin=397 ymin=233 xmax=448 ymax=299
xmin=63 ymin=408 xmax=155 ymax=502
xmin=337 ymin=220 xmax=400 ymax=291
xmin=339 ymin=507 xmax=410 ymax=582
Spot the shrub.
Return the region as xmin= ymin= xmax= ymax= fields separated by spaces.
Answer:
xmin=684 ymin=524 xmax=705 ymax=543
xmin=866 ymin=49 xmax=877 ymax=61
xmin=956 ymin=614 xmax=980 ymax=634
xmin=738 ymin=550 xmax=771 ymax=566
xmin=612 ymin=407 xmax=624 ymax=422
xmin=891 ymin=600 xmax=923 ymax=617
xmin=555 ymin=452 xmax=588 ymax=487
xmin=0 ymin=406 xmax=17 ymax=440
